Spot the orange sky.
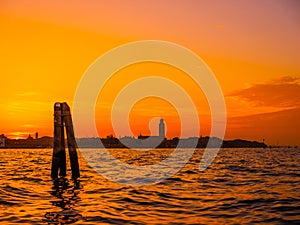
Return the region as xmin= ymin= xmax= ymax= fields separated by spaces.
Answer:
xmin=0 ymin=0 xmax=299 ymax=145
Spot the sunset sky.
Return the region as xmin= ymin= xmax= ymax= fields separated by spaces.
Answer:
xmin=0 ymin=0 xmax=299 ymax=145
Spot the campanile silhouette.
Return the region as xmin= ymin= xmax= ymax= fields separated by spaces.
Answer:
xmin=159 ymin=118 xmax=165 ymax=139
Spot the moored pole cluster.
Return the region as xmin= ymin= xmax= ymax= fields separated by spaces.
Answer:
xmin=51 ymin=102 xmax=80 ymax=179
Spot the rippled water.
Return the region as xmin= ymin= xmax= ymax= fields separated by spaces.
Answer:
xmin=0 ymin=148 xmax=299 ymax=224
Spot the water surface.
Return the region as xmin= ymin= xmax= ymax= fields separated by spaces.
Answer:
xmin=0 ymin=148 xmax=299 ymax=224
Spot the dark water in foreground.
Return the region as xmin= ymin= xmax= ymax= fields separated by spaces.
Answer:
xmin=0 ymin=148 xmax=299 ymax=224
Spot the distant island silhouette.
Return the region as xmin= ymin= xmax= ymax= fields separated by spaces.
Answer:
xmin=0 ymin=118 xmax=270 ymax=149
xmin=0 ymin=133 xmax=268 ymax=149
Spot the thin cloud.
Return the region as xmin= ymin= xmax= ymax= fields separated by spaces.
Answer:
xmin=227 ymin=106 xmax=300 ymax=145
xmin=270 ymin=76 xmax=299 ymax=84
xmin=16 ymin=91 xmax=39 ymax=97
xmin=228 ymin=76 xmax=300 ymax=108
xmin=21 ymin=124 xmax=36 ymax=128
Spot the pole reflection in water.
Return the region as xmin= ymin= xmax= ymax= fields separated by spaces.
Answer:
xmin=44 ymin=178 xmax=83 ymax=224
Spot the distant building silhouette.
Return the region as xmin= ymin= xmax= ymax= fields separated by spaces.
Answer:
xmin=159 ymin=118 xmax=165 ymax=139
xmin=138 ymin=118 xmax=165 ymax=140
xmin=27 ymin=134 xmax=33 ymax=140
xmin=0 ymin=134 xmax=5 ymax=147
xmin=138 ymin=133 xmax=149 ymax=139
xmin=35 ymin=132 xmax=38 ymax=139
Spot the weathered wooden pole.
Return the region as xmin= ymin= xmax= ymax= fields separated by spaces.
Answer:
xmin=61 ymin=102 xmax=80 ymax=179
xmin=51 ymin=102 xmax=66 ymax=178
xmin=51 ymin=102 xmax=80 ymax=179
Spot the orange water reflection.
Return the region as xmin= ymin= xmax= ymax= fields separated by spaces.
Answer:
xmin=0 ymin=148 xmax=299 ymax=224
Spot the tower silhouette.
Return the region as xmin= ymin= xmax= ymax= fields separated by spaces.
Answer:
xmin=159 ymin=118 xmax=165 ymax=139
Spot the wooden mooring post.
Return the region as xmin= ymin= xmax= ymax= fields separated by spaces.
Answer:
xmin=51 ymin=102 xmax=80 ymax=179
